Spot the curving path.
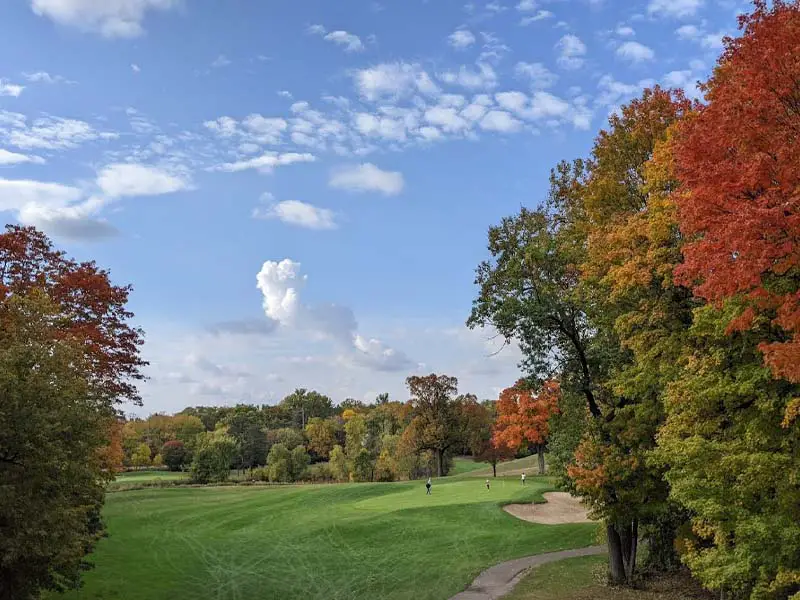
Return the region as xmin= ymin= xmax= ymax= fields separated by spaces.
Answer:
xmin=449 ymin=545 xmax=605 ymax=600
xmin=449 ymin=492 xmax=601 ymax=600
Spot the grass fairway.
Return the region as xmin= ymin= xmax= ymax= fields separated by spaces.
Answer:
xmin=73 ymin=476 xmax=596 ymax=600
xmin=448 ymin=456 xmax=487 ymax=476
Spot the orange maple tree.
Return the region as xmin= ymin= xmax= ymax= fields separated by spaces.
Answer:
xmin=493 ymin=380 xmax=559 ymax=473
xmin=673 ymin=0 xmax=800 ymax=383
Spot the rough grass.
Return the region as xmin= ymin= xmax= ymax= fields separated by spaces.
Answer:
xmin=505 ymin=555 xmax=713 ymax=600
xmin=449 ymin=456 xmax=488 ymax=476
xmin=71 ymin=476 xmax=597 ymax=600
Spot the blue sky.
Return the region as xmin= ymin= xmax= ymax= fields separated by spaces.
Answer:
xmin=0 ymin=0 xmax=748 ymax=415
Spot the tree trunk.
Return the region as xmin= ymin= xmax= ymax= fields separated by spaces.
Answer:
xmin=492 ymin=461 xmax=497 ymax=478
xmin=607 ymin=520 xmax=639 ymax=585
xmin=607 ymin=523 xmax=626 ymax=584
xmin=436 ymin=449 xmax=444 ymax=477
xmin=537 ymin=445 xmax=545 ymax=475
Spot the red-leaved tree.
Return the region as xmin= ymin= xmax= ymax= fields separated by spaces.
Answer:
xmin=493 ymin=380 xmax=560 ymax=474
xmin=0 ymin=225 xmax=147 ymax=404
xmin=673 ymin=0 xmax=800 ymax=387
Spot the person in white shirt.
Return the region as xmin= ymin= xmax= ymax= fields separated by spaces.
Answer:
xmin=485 ymin=479 xmax=490 ymax=490
xmin=521 ymin=472 xmax=526 ymax=486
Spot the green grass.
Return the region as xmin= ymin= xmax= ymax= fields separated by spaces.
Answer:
xmin=505 ymin=555 xmax=606 ymax=600
xmin=70 ymin=476 xmax=596 ymax=600
xmin=115 ymin=470 xmax=188 ymax=482
xmin=448 ymin=456 xmax=487 ymax=476
xmin=505 ymin=555 xmax=713 ymax=600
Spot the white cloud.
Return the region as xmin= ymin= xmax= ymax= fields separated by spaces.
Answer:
xmin=424 ymin=106 xmax=470 ymax=132
xmin=595 ymin=74 xmax=653 ymax=111
xmin=30 ymin=0 xmax=181 ymax=38
xmin=96 ymin=163 xmax=190 ymax=198
xmin=131 ymin=63 xmax=141 ymax=73
xmin=0 ymin=178 xmax=83 ymax=211
xmin=0 ymin=79 xmax=24 ymax=97
xmin=616 ymin=41 xmax=655 ymax=63
xmin=354 ymin=62 xmax=439 ymax=101
xmin=256 ymin=259 xmax=414 ymax=372
xmin=514 ymin=62 xmax=557 ymax=89
xmin=519 ymin=10 xmax=552 ymax=25
xmin=676 ymin=24 xmax=702 ymax=39
xmin=439 ymin=62 xmax=497 ymax=89
xmin=516 ymin=0 xmax=537 ymax=10
xmin=0 ymin=149 xmax=45 ymax=165
xmin=701 ymin=31 xmax=726 ymax=49
xmin=23 ymin=71 xmax=74 ymax=84
xmin=616 ymin=25 xmax=635 ymax=36
xmin=648 ymin=0 xmax=703 ymax=18
xmin=242 ymin=114 xmax=287 ymax=144
xmin=324 ymin=30 xmax=365 ymax=52
xmin=329 ymin=163 xmax=404 ymax=196
xmin=254 ymin=199 xmax=337 ymax=230
xmin=448 ymin=29 xmax=476 ymax=49
xmin=211 ymin=54 xmax=231 ymax=68
xmin=6 ymin=117 xmax=116 ymax=150
xmin=556 ymin=34 xmax=587 ymax=70
xmin=479 ymin=110 xmax=522 ymax=132
xmin=211 ymin=151 xmax=316 ymax=174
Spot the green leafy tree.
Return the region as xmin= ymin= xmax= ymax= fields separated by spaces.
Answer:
xmin=189 ymin=432 xmax=237 ymax=483
xmin=351 ymin=448 xmax=374 ymax=482
xmin=329 ymin=445 xmax=349 ymax=481
xmin=267 ymin=443 xmax=292 ymax=483
xmin=405 ymin=374 xmax=463 ymax=477
xmin=280 ymin=389 xmax=334 ymax=426
xmin=305 ymin=417 xmax=338 ymax=459
xmin=266 ymin=427 xmax=305 ymax=453
xmin=131 ymin=443 xmax=152 ymax=469
xmin=0 ymin=293 xmax=119 ymax=599
xmin=289 ymin=446 xmax=310 ymax=481
xmin=344 ymin=414 xmax=367 ymax=460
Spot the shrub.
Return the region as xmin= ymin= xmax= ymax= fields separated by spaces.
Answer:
xmin=249 ymin=467 xmax=269 ymax=482
xmin=306 ymin=462 xmax=333 ymax=482
xmin=161 ymin=440 xmax=188 ymax=472
xmin=351 ymin=448 xmax=374 ymax=482
xmin=190 ymin=433 xmax=237 ymax=484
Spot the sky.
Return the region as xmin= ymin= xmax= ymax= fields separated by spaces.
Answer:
xmin=0 ymin=0 xmax=750 ymax=416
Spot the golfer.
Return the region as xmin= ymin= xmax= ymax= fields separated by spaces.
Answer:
xmin=486 ymin=479 xmax=490 ymax=490
xmin=521 ymin=472 xmax=526 ymax=486
xmin=426 ymin=477 xmax=432 ymax=495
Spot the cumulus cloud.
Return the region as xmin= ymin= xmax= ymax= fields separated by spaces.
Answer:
xmin=480 ymin=110 xmax=522 ymax=132
xmin=329 ymin=163 xmax=404 ymax=196
xmin=439 ymin=62 xmax=498 ymax=89
xmin=675 ymin=24 xmax=702 ymax=39
xmin=30 ymin=0 xmax=181 ymax=38
xmin=514 ymin=62 xmax=557 ymax=89
xmin=556 ymin=34 xmax=586 ymax=70
xmin=616 ymin=25 xmax=635 ymax=36
xmin=0 ymin=79 xmax=24 ymax=97
xmin=0 ymin=149 xmax=45 ymax=165
xmin=256 ymin=259 xmax=414 ymax=372
xmin=616 ymin=41 xmax=655 ymax=63
xmin=96 ymin=163 xmax=190 ymax=197
xmin=254 ymin=199 xmax=337 ymax=230
xmin=210 ymin=54 xmax=231 ymax=68
xmin=353 ymin=62 xmax=439 ymax=101
xmin=210 ymin=151 xmax=316 ymax=174
xmin=448 ymin=28 xmax=476 ymax=49
xmin=648 ymin=0 xmax=703 ymax=18
xmin=0 ymin=163 xmax=190 ymax=240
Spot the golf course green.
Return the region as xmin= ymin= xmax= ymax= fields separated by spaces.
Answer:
xmin=72 ymin=472 xmax=596 ymax=600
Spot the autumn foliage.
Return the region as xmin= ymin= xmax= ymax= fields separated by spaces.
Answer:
xmin=673 ymin=0 xmax=800 ymax=384
xmin=493 ymin=380 xmax=559 ymax=451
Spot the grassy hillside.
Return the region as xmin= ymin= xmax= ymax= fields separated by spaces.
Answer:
xmin=74 ymin=476 xmax=596 ymax=600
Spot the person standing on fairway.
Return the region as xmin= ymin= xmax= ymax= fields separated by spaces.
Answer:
xmin=486 ymin=479 xmax=490 ymax=490
xmin=426 ymin=477 xmax=432 ymax=495
xmin=521 ymin=472 xmax=526 ymax=486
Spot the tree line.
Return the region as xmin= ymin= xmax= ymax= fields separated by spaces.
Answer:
xmin=467 ymin=2 xmax=800 ymax=597
xmin=116 ymin=374 xmax=556 ymax=484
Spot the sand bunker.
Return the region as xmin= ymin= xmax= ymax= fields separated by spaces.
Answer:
xmin=503 ymin=492 xmax=592 ymax=525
